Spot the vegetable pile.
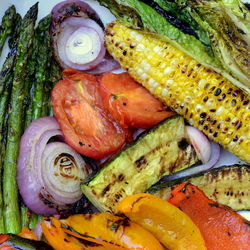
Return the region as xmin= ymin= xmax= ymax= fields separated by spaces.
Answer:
xmin=0 ymin=0 xmax=249 ymax=249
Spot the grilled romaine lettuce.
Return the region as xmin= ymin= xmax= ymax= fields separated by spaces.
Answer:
xmin=98 ymin=0 xmax=250 ymax=95
xmin=81 ymin=116 xmax=199 ymax=213
xmin=179 ymin=0 xmax=250 ymax=91
xmin=149 ymin=164 xmax=250 ymax=211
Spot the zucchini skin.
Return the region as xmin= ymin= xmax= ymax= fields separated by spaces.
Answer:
xmin=81 ymin=115 xmax=199 ymax=213
xmin=3 ymin=234 xmax=53 ymax=249
xmin=149 ymin=164 xmax=250 ymax=211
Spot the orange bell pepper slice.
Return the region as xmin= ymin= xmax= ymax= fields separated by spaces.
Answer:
xmin=168 ymin=183 xmax=250 ymax=250
xmin=41 ymin=217 xmax=107 ymax=250
xmin=18 ymin=227 xmax=38 ymax=241
xmin=62 ymin=212 xmax=163 ymax=250
xmin=117 ymin=193 xmax=206 ymax=250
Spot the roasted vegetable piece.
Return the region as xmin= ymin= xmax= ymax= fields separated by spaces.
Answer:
xmin=181 ymin=0 xmax=250 ymax=87
xmin=99 ymin=72 xmax=174 ymax=129
xmin=81 ymin=115 xmax=199 ymax=213
xmin=105 ymin=21 xmax=250 ymax=163
xmin=41 ymin=217 xmax=109 ymax=250
xmin=2 ymin=3 xmax=38 ymax=234
xmin=0 ymin=76 xmax=13 ymax=233
xmin=0 ymin=5 xmax=16 ymax=56
xmin=52 ymin=71 xmax=127 ymax=159
xmin=18 ymin=227 xmax=37 ymax=241
xmin=42 ymin=215 xmax=163 ymax=250
xmin=0 ymin=50 xmax=16 ymax=97
xmin=149 ymin=164 xmax=250 ymax=211
xmin=0 ymin=233 xmax=53 ymax=250
xmin=168 ymin=183 xmax=250 ymax=250
xmin=31 ymin=14 xmax=52 ymax=121
xmin=0 ymin=10 xmax=21 ymax=233
xmin=62 ymin=213 xmax=163 ymax=250
xmin=117 ymin=193 xmax=206 ymax=250
xmin=8 ymin=13 xmax=22 ymax=49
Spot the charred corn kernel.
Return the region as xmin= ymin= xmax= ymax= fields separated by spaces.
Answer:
xmin=105 ymin=21 xmax=250 ymax=163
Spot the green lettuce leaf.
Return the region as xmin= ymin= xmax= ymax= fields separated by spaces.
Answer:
xmin=180 ymin=0 xmax=250 ymax=91
xmin=98 ymin=0 xmax=221 ymax=69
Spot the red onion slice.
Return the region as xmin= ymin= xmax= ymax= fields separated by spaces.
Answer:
xmin=33 ymin=221 xmax=42 ymax=241
xmin=56 ymin=17 xmax=106 ymax=70
xmin=65 ymin=27 xmax=101 ymax=65
xmin=186 ymin=126 xmax=211 ymax=163
xmin=17 ymin=117 xmax=62 ymax=215
xmin=41 ymin=142 xmax=91 ymax=205
xmin=154 ymin=141 xmax=220 ymax=185
xmin=51 ymin=1 xmax=109 ymax=72
xmin=17 ymin=117 xmax=91 ymax=215
xmin=86 ymin=55 xmax=121 ymax=74
xmin=51 ymin=0 xmax=103 ymax=29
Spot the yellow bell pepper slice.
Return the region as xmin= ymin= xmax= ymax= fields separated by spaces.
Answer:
xmin=117 ymin=193 xmax=206 ymax=250
xmin=62 ymin=212 xmax=164 ymax=250
xmin=41 ymin=217 xmax=108 ymax=250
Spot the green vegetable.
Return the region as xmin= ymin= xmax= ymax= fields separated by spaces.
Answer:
xmin=177 ymin=0 xmax=250 ymax=92
xmin=0 ymin=50 xmax=16 ymax=99
xmin=0 ymin=5 xmax=16 ymax=56
xmin=141 ymin=0 xmax=211 ymax=47
xmin=47 ymin=62 xmax=62 ymax=116
xmin=3 ymin=234 xmax=53 ymax=250
xmin=0 ymin=9 xmax=21 ymax=233
xmin=149 ymin=164 xmax=250 ymax=211
xmin=20 ymin=204 xmax=31 ymax=228
xmin=2 ymin=3 xmax=38 ymax=234
xmin=23 ymin=34 xmax=39 ymax=129
xmin=31 ymin=15 xmax=52 ymax=121
xmin=0 ymin=76 xmax=12 ymax=234
xmin=97 ymin=0 xmax=221 ymax=68
xmin=81 ymin=115 xmax=199 ymax=213
xmin=8 ymin=13 xmax=22 ymax=50
xmin=28 ymin=213 xmax=41 ymax=230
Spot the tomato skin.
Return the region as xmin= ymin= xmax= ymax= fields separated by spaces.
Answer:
xmin=52 ymin=72 xmax=126 ymax=159
xmin=99 ymin=72 xmax=174 ymax=129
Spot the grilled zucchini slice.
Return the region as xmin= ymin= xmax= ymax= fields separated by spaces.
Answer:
xmin=149 ymin=164 xmax=250 ymax=211
xmin=81 ymin=115 xmax=199 ymax=213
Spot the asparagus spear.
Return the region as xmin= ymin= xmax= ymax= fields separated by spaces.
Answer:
xmin=31 ymin=14 xmax=52 ymax=120
xmin=0 ymin=49 xmax=17 ymax=97
xmin=0 ymin=12 xmax=21 ymax=96
xmin=47 ymin=62 xmax=61 ymax=116
xmin=0 ymin=12 xmax=20 ymax=96
xmin=3 ymin=3 xmax=38 ymax=234
xmin=0 ymin=76 xmax=12 ymax=234
xmin=20 ymin=204 xmax=31 ymax=228
xmin=8 ymin=13 xmax=22 ymax=50
xmin=0 ymin=5 xmax=16 ymax=56
xmin=23 ymin=28 xmax=40 ymax=129
xmin=0 ymin=12 xmax=22 ymax=234
xmin=22 ymin=15 xmax=53 ymax=228
xmin=21 ymin=38 xmax=38 ymax=225
xmin=28 ymin=213 xmax=40 ymax=230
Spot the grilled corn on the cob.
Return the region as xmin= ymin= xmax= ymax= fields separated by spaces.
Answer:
xmin=105 ymin=21 xmax=250 ymax=163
